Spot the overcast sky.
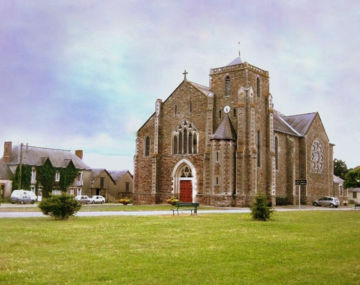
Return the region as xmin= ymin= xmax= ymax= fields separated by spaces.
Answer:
xmin=0 ymin=0 xmax=359 ymax=172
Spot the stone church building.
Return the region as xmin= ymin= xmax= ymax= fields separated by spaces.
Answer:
xmin=133 ymin=54 xmax=334 ymax=206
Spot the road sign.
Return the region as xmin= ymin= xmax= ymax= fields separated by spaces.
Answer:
xmin=295 ymin=179 xmax=307 ymax=185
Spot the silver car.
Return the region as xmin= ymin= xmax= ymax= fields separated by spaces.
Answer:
xmin=313 ymin=196 xmax=339 ymax=208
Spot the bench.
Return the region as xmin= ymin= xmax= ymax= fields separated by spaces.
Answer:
xmin=355 ymin=203 xmax=360 ymax=210
xmin=172 ymin=202 xmax=199 ymax=216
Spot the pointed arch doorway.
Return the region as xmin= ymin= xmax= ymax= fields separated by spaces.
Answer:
xmin=172 ymin=159 xmax=197 ymax=203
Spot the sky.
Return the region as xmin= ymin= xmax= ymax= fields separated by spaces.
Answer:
xmin=0 ymin=0 xmax=359 ymax=172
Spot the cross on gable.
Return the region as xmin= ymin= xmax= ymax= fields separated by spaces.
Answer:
xmin=183 ymin=70 xmax=188 ymax=80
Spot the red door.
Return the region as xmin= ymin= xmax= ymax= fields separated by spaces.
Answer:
xmin=180 ymin=180 xmax=192 ymax=202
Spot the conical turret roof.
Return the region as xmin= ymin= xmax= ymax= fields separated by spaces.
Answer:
xmin=211 ymin=114 xmax=236 ymax=141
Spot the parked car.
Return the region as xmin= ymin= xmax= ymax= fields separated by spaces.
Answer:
xmin=10 ymin=190 xmax=37 ymax=204
xmin=313 ymin=196 xmax=340 ymax=208
xmin=75 ymin=195 xmax=91 ymax=204
xmin=89 ymin=195 xmax=105 ymax=204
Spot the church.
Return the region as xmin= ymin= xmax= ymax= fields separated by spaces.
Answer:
xmin=133 ymin=53 xmax=334 ymax=206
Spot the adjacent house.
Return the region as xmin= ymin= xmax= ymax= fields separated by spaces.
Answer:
xmin=348 ymin=188 xmax=360 ymax=204
xmin=0 ymin=159 xmax=13 ymax=199
xmin=2 ymin=141 xmax=91 ymax=198
xmin=108 ymin=170 xmax=133 ymax=201
xmin=333 ymin=175 xmax=347 ymax=205
xmin=82 ymin=169 xmax=133 ymax=202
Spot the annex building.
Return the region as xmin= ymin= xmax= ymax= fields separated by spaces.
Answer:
xmin=133 ymin=54 xmax=334 ymax=206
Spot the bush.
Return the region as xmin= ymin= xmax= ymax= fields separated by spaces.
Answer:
xmin=276 ymin=196 xmax=291 ymax=206
xmin=251 ymin=194 xmax=273 ymax=221
xmin=39 ymin=194 xmax=81 ymax=220
xmin=119 ymin=198 xmax=131 ymax=205
xmin=166 ymin=197 xmax=179 ymax=205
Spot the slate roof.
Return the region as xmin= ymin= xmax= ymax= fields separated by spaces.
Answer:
xmin=188 ymin=81 xmax=214 ymax=96
xmin=333 ymin=175 xmax=344 ymax=184
xmin=227 ymin=56 xmax=243 ymax=66
xmin=90 ymin=168 xmax=116 ymax=185
xmin=0 ymin=160 xmax=12 ymax=180
xmin=273 ymin=111 xmax=317 ymax=137
xmin=108 ymin=170 xmax=132 ymax=182
xmin=273 ymin=111 xmax=300 ymax=136
xmin=211 ymin=114 xmax=237 ymax=141
xmin=282 ymin=112 xmax=317 ymax=136
xmin=7 ymin=145 xmax=90 ymax=170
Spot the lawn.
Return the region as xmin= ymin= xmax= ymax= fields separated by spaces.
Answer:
xmin=0 ymin=211 xmax=359 ymax=284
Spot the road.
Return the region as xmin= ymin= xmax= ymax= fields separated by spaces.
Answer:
xmin=0 ymin=206 xmax=355 ymax=218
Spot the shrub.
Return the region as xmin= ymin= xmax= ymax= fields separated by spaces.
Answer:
xmin=39 ymin=194 xmax=81 ymax=220
xmin=166 ymin=197 xmax=179 ymax=205
xmin=119 ymin=198 xmax=131 ymax=205
xmin=251 ymin=194 xmax=273 ymax=221
xmin=276 ymin=196 xmax=291 ymax=206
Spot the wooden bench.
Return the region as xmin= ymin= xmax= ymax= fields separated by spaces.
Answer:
xmin=354 ymin=203 xmax=360 ymax=210
xmin=172 ymin=202 xmax=199 ymax=215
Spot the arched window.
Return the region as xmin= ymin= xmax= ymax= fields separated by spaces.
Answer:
xmin=256 ymin=77 xmax=260 ymax=97
xmin=188 ymin=132 xmax=193 ymax=154
xmin=179 ymin=131 xmax=183 ymax=154
xmin=172 ymin=121 xmax=198 ymax=155
xmin=173 ymin=136 xmax=178 ymax=154
xmin=275 ymin=136 xmax=279 ymax=170
xmin=193 ymin=134 xmax=197 ymax=154
xmin=225 ymin=76 xmax=231 ymax=97
xmin=190 ymin=102 xmax=192 ymax=113
xmin=183 ymin=128 xmax=187 ymax=154
xmin=175 ymin=105 xmax=178 ymax=115
xmin=257 ymin=131 xmax=261 ymax=167
xmin=145 ymin=136 xmax=150 ymax=156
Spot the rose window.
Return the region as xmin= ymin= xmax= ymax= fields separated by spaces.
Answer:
xmin=311 ymin=139 xmax=324 ymax=173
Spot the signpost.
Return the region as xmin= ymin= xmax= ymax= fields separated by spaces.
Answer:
xmin=295 ymin=180 xmax=307 ymax=209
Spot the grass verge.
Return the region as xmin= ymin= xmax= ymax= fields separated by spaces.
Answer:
xmin=0 ymin=211 xmax=359 ymax=284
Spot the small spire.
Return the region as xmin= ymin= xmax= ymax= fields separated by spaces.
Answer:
xmin=183 ymin=69 xmax=188 ymax=81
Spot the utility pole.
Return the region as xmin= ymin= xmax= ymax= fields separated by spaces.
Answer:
xmin=18 ymin=143 xmax=23 ymax=189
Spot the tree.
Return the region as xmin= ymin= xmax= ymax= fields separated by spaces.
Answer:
xmin=39 ymin=194 xmax=81 ymax=220
xmin=251 ymin=193 xmax=273 ymax=221
xmin=36 ymin=159 xmax=56 ymax=198
xmin=334 ymin=159 xmax=348 ymax=179
xmin=344 ymin=168 xmax=360 ymax=189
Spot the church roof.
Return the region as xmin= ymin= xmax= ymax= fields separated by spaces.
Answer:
xmin=7 ymin=145 xmax=90 ymax=170
xmin=274 ymin=111 xmax=318 ymax=137
xmin=188 ymin=81 xmax=214 ymax=96
xmin=273 ymin=111 xmax=300 ymax=136
xmin=211 ymin=114 xmax=237 ymax=141
xmin=227 ymin=56 xmax=243 ymax=66
xmin=282 ymin=112 xmax=317 ymax=136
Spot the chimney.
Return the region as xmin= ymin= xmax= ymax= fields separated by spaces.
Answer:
xmin=3 ymin=141 xmax=12 ymax=163
xmin=75 ymin=150 xmax=83 ymax=160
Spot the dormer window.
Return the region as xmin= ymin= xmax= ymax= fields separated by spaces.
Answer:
xmin=225 ymin=76 xmax=231 ymax=97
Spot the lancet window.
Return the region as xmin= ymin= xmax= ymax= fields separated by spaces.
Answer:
xmin=225 ymin=76 xmax=231 ymax=97
xmin=172 ymin=120 xmax=198 ymax=155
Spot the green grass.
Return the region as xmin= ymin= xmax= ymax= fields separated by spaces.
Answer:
xmin=0 ymin=211 xmax=359 ymax=284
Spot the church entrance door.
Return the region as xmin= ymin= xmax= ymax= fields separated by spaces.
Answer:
xmin=180 ymin=180 xmax=192 ymax=202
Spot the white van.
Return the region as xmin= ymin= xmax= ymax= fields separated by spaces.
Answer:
xmin=10 ymin=190 xmax=37 ymax=204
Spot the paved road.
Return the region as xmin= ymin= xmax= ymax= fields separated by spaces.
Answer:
xmin=0 ymin=206 xmax=355 ymax=218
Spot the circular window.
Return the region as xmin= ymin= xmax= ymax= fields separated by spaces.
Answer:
xmin=311 ymin=139 xmax=324 ymax=173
